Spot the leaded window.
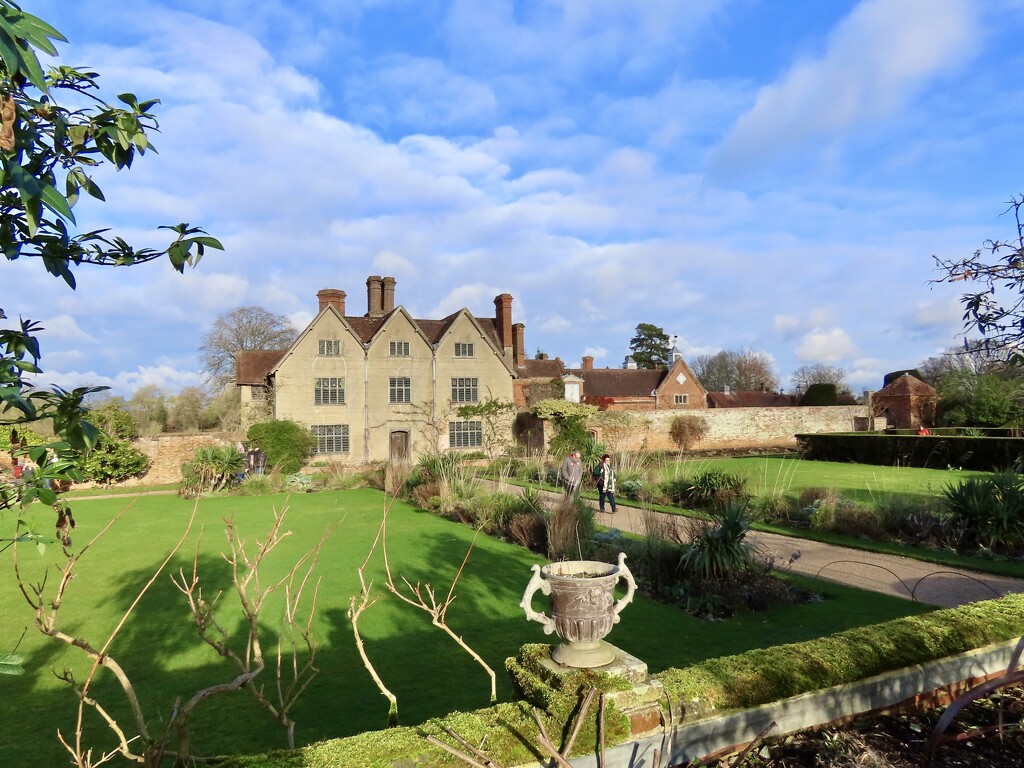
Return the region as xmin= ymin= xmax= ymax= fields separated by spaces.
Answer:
xmin=451 ymin=377 xmax=478 ymax=403
xmin=449 ymin=421 xmax=482 ymax=448
xmin=389 ymin=376 xmax=411 ymax=403
xmin=311 ymin=424 xmax=349 ymax=453
xmin=314 ymin=377 xmax=345 ymax=405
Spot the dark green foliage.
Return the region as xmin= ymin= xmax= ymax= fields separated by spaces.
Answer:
xmin=179 ymin=444 xmax=246 ymax=496
xmin=679 ymin=501 xmax=754 ymax=582
xmin=796 ymin=432 xmax=1024 ymax=471
xmin=662 ymin=469 xmax=749 ymax=508
xmin=247 ymin=420 xmax=316 ymax=474
xmin=628 ymin=322 xmax=671 ymax=369
xmin=938 ymin=371 xmax=1024 ymax=427
xmin=940 ymin=470 xmax=1024 ymax=554
xmin=799 ymin=382 xmax=838 ymax=406
xmin=78 ymin=400 xmax=149 ymax=483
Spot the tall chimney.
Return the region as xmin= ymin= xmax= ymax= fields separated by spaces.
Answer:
xmin=494 ymin=293 xmax=513 ymax=357
xmin=512 ymin=322 xmax=525 ymax=368
xmin=317 ymin=288 xmax=346 ymax=316
xmin=366 ymin=275 xmax=383 ymax=317
xmin=382 ymin=276 xmax=396 ymax=313
xmin=582 ymin=355 xmax=594 ymax=370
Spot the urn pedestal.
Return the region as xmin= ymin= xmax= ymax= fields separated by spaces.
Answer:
xmin=520 ymin=552 xmax=636 ymax=668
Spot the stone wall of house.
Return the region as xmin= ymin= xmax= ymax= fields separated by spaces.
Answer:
xmin=588 ymin=405 xmax=868 ymax=453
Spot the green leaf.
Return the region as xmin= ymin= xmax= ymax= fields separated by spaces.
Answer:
xmin=37 ymin=487 xmax=57 ymax=505
xmin=0 ymin=652 xmax=25 ymax=676
xmin=39 ymin=181 xmax=75 ymax=223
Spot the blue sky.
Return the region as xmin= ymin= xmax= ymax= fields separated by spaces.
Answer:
xmin=7 ymin=0 xmax=1024 ymax=396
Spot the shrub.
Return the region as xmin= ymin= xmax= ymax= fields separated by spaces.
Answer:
xmin=682 ymin=469 xmax=748 ymax=508
xmin=235 ymin=473 xmax=283 ymax=496
xmin=746 ymin=492 xmax=798 ymax=525
xmin=940 ymin=470 xmax=1024 ymax=554
xmin=807 ymin=496 xmax=885 ymax=539
xmin=679 ymin=501 xmax=754 ymax=582
xmin=246 ymin=420 xmax=316 ymax=475
xmin=179 ymin=444 xmax=245 ymax=496
xmin=669 ymin=414 xmax=709 ymax=452
xmin=79 ymin=400 xmax=150 ymax=484
xmin=284 ymin=473 xmax=314 ymax=492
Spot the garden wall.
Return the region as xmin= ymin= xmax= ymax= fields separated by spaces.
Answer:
xmin=88 ymin=432 xmax=243 ymax=487
xmin=594 ymin=405 xmax=868 ymax=453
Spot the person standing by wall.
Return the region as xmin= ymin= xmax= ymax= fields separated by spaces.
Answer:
xmin=595 ymin=453 xmax=617 ymax=514
xmin=559 ymin=449 xmax=583 ymax=498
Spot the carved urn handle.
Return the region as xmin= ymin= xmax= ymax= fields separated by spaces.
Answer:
xmin=520 ymin=564 xmax=556 ymax=634
xmin=611 ymin=552 xmax=637 ymax=622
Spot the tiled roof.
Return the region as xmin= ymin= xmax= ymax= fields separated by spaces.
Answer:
xmin=874 ymin=374 xmax=938 ymax=398
xmin=708 ymin=391 xmax=798 ymax=408
xmin=235 ymin=350 xmax=287 ymax=385
xmin=565 ymin=368 xmax=666 ymax=398
xmin=522 ymin=358 xmax=566 ymax=377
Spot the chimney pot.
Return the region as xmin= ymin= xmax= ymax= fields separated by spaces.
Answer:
xmin=582 ymin=355 xmax=594 ymax=370
xmin=317 ymin=288 xmax=346 ymax=315
xmin=494 ymin=293 xmax=513 ymax=356
xmin=366 ymin=276 xmax=383 ymax=317
xmin=382 ymin=276 xmax=396 ymax=313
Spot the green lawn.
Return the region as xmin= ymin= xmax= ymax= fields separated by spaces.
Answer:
xmin=2 ymin=489 xmax=930 ymax=765
xmin=658 ymin=456 xmax=989 ymax=504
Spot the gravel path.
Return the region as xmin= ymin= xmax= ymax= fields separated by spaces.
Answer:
xmin=484 ymin=481 xmax=1024 ymax=609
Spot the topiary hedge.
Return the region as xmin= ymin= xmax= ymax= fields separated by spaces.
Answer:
xmin=796 ymin=432 xmax=1024 ymax=470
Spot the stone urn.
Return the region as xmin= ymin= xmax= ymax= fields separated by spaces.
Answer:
xmin=520 ymin=552 xmax=636 ymax=668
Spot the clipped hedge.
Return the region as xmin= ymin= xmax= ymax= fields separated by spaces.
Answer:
xmin=796 ymin=432 xmax=1024 ymax=470
xmin=657 ymin=593 xmax=1024 ymax=717
xmin=213 ymin=595 xmax=1024 ymax=767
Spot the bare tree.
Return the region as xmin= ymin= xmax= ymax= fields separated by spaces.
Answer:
xmin=918 ymin=340 xmax=1016 ymax=386
xmin=932 ymin=196 xmax=1024 ymax=365
xmin=790 ymin=363 xmax=850 ymax=394
xmin=200 ymin=306 xmax=297 ymax=389
xmin=691 ymin=349 xmax=780 ymax=392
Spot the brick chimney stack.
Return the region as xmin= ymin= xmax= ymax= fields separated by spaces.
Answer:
xmin=366 ymin=276 xmax=383 ymax=317
xmin=381 ymin=276 xmax=396 ymax=313
xmin=582 ymin=355 xmax=594 ymax=370
xmin=317 ymin=288 xmax=346 ymax=315
xmin=512 ymin=322 xmax=525 ymax=368
xmin=494 ymin=293 xmax=513 ymax=357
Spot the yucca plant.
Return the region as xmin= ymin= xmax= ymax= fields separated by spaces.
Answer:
xmin=679 ymin=500 xmax=754 ymax=582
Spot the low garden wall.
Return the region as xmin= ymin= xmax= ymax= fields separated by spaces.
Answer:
xmin=87 ymin=432 xmax=243 ymax=488
xmin=215 ymin=593 xmax=1024 ymax=768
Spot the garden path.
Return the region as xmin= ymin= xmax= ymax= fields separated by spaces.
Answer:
xmin=487 ymin=482 xmax=1024 ymax=609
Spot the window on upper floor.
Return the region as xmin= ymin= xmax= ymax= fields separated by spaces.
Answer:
xmin=674 ymin=394 xmax=688 ymax=405
xmin=311 ymin=424 xmax=349 ymax=454
xmin=389 ymin=340 xmax=410 ymax=357
xmin=454 ymin=342 xmax=474 ymax=358
xmin=318 ymin=339 xmax=341 ymax=356
xmin=451 ymin=377 xmax=479 ymax=403
xmin=250 ymin=385 xmax=269 ymax=402
xmin=449 ymin=420 xmax=482 ymax=448
xmin=389 ymin=376 xmax=411 ymax=403
xmin=314 ymin=377 xmax=345 ymax=405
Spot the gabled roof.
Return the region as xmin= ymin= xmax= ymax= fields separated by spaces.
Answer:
xmin=237 ymin=302 xmax=517 ymax=382
xmin=523 ymin=358 xmax=566 ymax=378
xmin=708 ymin=391 xmax=797 ymax=408
xmin=235 ymin=350 xmax=288 ymax=385
xmin=874 ymin=373 xmax=938 ymax=399
xmin=565 ymin=368 xmax=666 ymax=398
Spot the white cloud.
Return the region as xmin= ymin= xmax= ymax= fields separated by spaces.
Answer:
xmin=38 ymin=314 xmax=93 ymax=343
xmin=796 ymin=327 xmax=859 ymax=363
xmin=713 ymin=0 xmax=980 ymax=176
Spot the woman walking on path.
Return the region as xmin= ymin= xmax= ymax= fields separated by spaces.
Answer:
xmin=595 ymin=453 xmax=617 ymax=514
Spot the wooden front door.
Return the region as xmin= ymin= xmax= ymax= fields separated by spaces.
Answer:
xmin=390 ymin=431 xmax=409 ymax=463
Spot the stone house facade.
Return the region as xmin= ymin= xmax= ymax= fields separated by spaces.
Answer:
xmin=236 ymin=277 xmax=521 ymax=463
